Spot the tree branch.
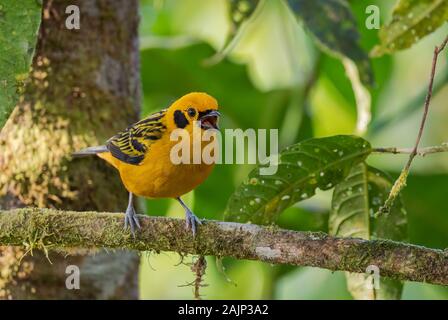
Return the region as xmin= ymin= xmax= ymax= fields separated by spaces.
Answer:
xmin=378 ymin=34 xmax=448 ymax=216
xmin=1 ymin=208 xmax=447 ymax=286
xmin=373 ymin=144 xmax=448 ymax=156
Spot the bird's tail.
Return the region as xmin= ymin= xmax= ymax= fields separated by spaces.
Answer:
xmin=72 ymin=145 xmax=108 ymax=158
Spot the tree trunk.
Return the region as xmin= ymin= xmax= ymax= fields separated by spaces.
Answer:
xmin=0 ymin=0 xmax=141 ymax=299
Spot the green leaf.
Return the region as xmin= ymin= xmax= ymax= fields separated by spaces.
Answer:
xmin=226 ymin=0 xmax=317 ymax=91
xmin=342 ymin=58 xmax=371 ymax=135
xmin=330 ymin=163 xmax=407 ymax=300
xmin=203 ymin=0 xmax=261 ymax=65
xmin=0 ymin=0 xmax=41 ymax=129
xmin=229 ymin=0 xmax=260 ymax=34
xmin=224 ymin=135 xmax=371 ymax=224
xmin=371 ymin=0 xmax=448 ymax=57
xmin=287 ymin=0 xmax=373 ymax=86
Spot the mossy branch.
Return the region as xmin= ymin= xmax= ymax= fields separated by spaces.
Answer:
xmin=1 ymin=208 xmax=447 ymax=286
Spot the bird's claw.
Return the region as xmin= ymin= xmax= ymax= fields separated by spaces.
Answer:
xmin=124 ymin=205 xmax=141 ymax=237
xmin=185 ymin=210 xmax=202 ymax=237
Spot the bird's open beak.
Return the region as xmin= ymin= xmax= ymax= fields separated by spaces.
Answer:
xmin=199 ymin=110 xmax=220 ymax=130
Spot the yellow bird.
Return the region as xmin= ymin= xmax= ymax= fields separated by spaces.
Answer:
xmin=73 ymin=92 xmax=220 ymax=236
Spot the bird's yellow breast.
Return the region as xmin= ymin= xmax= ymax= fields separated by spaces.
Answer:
xmin=98 ymin=134 xmax=215 ymax=198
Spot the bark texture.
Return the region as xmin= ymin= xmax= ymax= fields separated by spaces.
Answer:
xmin=1 ymin=208 xmax=447 ymax=286
xmin=0 ymin=0 xmax=141 ymax=299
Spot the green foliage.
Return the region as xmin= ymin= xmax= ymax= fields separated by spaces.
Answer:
xmin=402 ymin=174 xmax=448 ymax=249
xmin=287 ymin=0 xmax=373 ymax=87
xmin=229 ymin=0 xmax=259 ymax=33
xmin=224 ymin=0 xmax=317 ymax=91
xmin=135 ymin=0 xmax=448 ymax=300
xmin=140 ymin=43 xmax=292 ymax=130
xmin=276 ymin=267 xmax=353 ymax=299
xmin=330 ymin=163 xmax=407 ymax=300
xmin=330 ymin=164 xmax=407 ymax=239
xmin=224 ymin=135 xmax=371 ymax=224
xmin=371 ymin=0 xmax=448 ymax=56
xmin=0 ymin=0 xmax=41 ymax=128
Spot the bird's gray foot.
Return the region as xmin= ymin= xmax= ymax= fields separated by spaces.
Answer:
xmin=177 ymin=197 xmax=202 ymax=237
xmin=124 ymin=193 xmax=141 ymax=237
xmin=185 ymin=208 xmax=202 ymax=237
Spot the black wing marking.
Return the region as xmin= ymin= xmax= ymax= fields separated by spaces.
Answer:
xmin=106 ymin=109 xmax=167 ymax=165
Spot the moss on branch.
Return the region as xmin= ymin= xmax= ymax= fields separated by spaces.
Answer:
xmin=1 ymin=208 xmax=447 ymax=286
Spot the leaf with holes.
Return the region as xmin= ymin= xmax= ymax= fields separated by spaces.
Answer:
xmin=371 ymin=0 xmax=448 ymax=57
xmin=224 ymin=135 xmax=371 ymax=225
xmin=287 ymin=0 xmax=373 ymax=86
xmin=330 ymin=163 xmax=407 ymax=300
xmin=0 ymin=0 xmax=42 ymax=128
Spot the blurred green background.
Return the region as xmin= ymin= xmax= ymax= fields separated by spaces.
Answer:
xmin=136 ymin=0 xmax=448 ymax=299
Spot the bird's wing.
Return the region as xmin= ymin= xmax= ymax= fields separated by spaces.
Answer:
xmin=106 ymin=109 xmax=167 ymax=165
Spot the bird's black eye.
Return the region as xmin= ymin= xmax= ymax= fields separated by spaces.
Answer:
xmin=187 ymin=107 xmax=196 ymax=117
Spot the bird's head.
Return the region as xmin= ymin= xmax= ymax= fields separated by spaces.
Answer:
xmin=166 ymin=92 xmax=220 ymax=133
